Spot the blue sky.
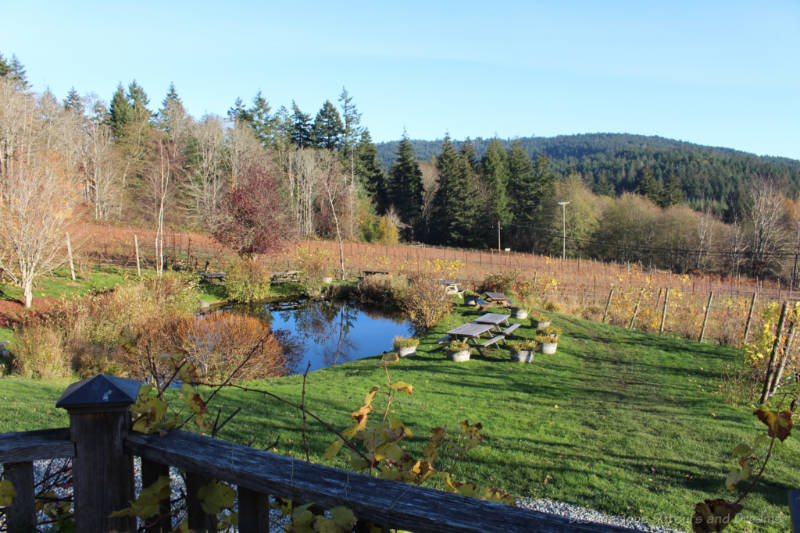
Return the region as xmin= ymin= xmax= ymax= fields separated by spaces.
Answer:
xmin=3 ymin=1 xmax=799 ymax=158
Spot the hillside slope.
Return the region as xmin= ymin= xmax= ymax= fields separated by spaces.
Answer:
xmin=377 ymin=133 xmax=800 ymax=209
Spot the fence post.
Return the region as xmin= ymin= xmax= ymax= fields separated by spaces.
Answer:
xmin=56 ymin=374 xmax=141 ymax=533
xmin=602 ymin=289 xmax=614 ymax=323
xmin=629 ymin=288 xmax=644 ymax=330
xmin=760 ymin=301 xmax=788 ymax=404
xmin=744 ymin=292 xmax=758 ymax=344
xmin=4 ymin=462 xmax=34 ymax=533
xmin=659 ymin=288 xmax=670 ymax=335
xmin=699 ymin=291 xmax=714 ymax=342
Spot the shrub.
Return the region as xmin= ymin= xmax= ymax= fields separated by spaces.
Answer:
xmin=225 ymin=258 xmax=272 ymax=303
xmin=536 ymin=326 xmax=562 ymax=343
xmin=446 ymin=339 xmax=469 ymax=352
xmin=507 ymin=339 xmax=537 ymax=352
xmin=393 ymin=336 xmax=419 ymax=350
xmin=177 ymin=312 xmax=286 ymax=381
xmin=11 ymin=323 xmax=70 ymax=378
xmin=357 ymin=274 xmax=408 ymax=308
xmin=478 ymin=272 xmax=517 ymax=295
xmin=402 ymin=277 xmax=452 ymax=330
xmin=543 ymin=300 xmax=562 ymax=313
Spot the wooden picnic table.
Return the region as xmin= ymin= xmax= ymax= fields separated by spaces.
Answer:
xmin=271 ymin=270 xmax=302 ymax=283
xmin=473 ymin=313 xmax=511 ymax=331
xmin=484 ymin=291 xmax=507 ymax=301
xmin=447 ymin=322 xmax=495 ymax=341
xmin=440 ymin=280 xmax=463 ymax=295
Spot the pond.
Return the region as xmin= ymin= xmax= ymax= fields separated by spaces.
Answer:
xmin=232 ymin=298 xmax=413 ymax=375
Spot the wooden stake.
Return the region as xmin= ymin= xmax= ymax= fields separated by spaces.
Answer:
xmin=134 ymin=234 xmax=141 ymax=277
xmin=602 ymin=289 xmax=614 ymax=323
xmin=743 ymin=292 xmax=757 ymax=344
xmin=66 ymin=232 xmax=76 ymax=281
xmin=760 ymin=301 xmax=788 ymax=404
xmin=770 ymin=317 xmax=797 ymax=397
xmin=699 ymin=291 xmax=714 ymax=342
xmin=629 ymin=288 xmax=644 ymax=329
xmin=659 ymin=288 xmax=670 ymax=335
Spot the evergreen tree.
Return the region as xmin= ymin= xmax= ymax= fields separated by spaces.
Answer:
xmin=357 ymin=130 xmax=388 ymax=212
xmin=481 ymin=138 xmax=512 ymax=247
xmin=312 ymin=100 xmax=344 ymax=150
xmin=227 ymin=97 xmax=252 ymax=124
xmin=386 ymin=135 xmax=423 ymax=238
xmin=637 ymin=167 xmax=663 ymax=205
xmin=248 ymin=90 xmax=277 ymax=147
xmin=63 ymin=87 xmax=84 ymax=115
xmin=661 ymin=173 xmax=684 ymax=207
xmin=290 ymin=101 xmax=313 ymax=148
xmin=127 ymin=80 xmax=151 ymax=123
xmin=108 ymin=84 xmax=133 ymax=138
xmin=7 ymin=54 xmax=29 ymax=89
xmin=0 ymin=53 xmax=8 ymax=77
xmin=338 ymin=87 xmax=362 ymax=155
xmin=157 ymin=82 xmax=188 ymax=139
xmin=507 ymin=141 xmax=555 ymax=252
xmin=429 ymin=136 xmax=479 ymax=246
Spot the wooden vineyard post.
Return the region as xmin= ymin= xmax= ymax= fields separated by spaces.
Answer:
xmin=56 ymin=374 xmax=141 ymax=533
xmin=135 ymin=234 xmax=141 ymax=277
xmin=760 ymin=301 xmax=788 ymax=404
xmin=629 ymin=288 xmax=644 ymax=329
xmin=744 ymin=292 xmax=757 ymax=344
xmin=66 ymin=232 xmax=76 ymax=281
xmin=699 ymin=291 xmax=714 ymax=342
xmin=602 ymin=289 xmax=614 ymax=323
xmin=659 ymin=288 xmax=670 ymax=335
xmin=770 ymin=317 xmax=798 ymax=397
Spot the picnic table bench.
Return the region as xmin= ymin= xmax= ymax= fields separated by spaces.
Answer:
xmin=361 ymin=270 xmax=390 ymax=278
xmin=473 ymin=312 xmax=511 ymax=331
xmin=439 ymin=280 xmax=464 ymax=296
xmin=446 ymin=322 xmax=498 ymax=357
xmin=270 ymin=270 xmax=302 ymax=283
xmin=200 ymin=272 xmax=226 ymax=283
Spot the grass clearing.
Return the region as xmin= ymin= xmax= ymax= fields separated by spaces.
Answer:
xmin=1 ymin=305 xmax=797 ymax=531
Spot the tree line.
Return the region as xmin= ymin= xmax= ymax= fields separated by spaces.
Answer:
xmin=376 ymin=134 xmax=800 ymax=218
xmin=2 ymin=51 xmax=800 ymax=308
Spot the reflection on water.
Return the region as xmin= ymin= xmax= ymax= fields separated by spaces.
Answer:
xmin=235 ymin=299 xmax=413 ymax=375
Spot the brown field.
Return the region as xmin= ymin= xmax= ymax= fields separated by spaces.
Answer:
xmin=72 ymin=222 xmax=789 ymax=347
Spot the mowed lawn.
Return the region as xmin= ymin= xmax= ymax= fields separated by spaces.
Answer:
xmin=3 ymin=306 xmax=799 ymax=531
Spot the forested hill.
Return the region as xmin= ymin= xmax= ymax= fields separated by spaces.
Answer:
xmin=376 ymin=133 xmax=800 ymax=209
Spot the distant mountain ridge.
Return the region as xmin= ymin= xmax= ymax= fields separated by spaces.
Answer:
xmin=375 ymin=133 xmax=800 ymax=209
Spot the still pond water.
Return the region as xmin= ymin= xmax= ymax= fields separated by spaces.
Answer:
xmin=234 ymin=298 xmax=413 ymax=375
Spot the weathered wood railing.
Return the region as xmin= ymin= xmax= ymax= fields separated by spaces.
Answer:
xmin=0 ymin=375 xmax=645 ymax=532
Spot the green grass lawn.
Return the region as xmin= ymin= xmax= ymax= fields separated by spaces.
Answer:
xmin=0 ymin=265 xmax=139 ymax=303
xmin=2 ymin=306 xmax=798 ymax=531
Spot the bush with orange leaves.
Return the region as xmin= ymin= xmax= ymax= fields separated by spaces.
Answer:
xmin=119 ymin=312 xmax=286 ymax=383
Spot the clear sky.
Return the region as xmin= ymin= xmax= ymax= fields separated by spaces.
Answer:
xmin=3 ymin=1 xmax=799 ymax=159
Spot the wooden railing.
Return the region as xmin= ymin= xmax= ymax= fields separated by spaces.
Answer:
xmin=0 ymin=375 xmax=643 ymax=532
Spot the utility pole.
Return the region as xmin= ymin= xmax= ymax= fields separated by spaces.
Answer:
xmin=557 ymin=201 xmax=570 ymax=260
xmin=497 ymin=220 xmax=501 ymax=251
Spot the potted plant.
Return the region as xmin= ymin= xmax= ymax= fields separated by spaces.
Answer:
xmin=530 ymin=312 xmax=551 ymax=329
xmin=445 ymin=339 xmax=471 ymax=362
xmin=536 ymin=326 xmax=561 ymax=354
xmin=463 ymin=290 xmax=479 ymax=307
xmin=507 ymin=339 xmax=537 ymax=363
xmin=393 ymin=336 xmax=420 ymax=357
xmin=511 ymin=306 xmax=529 ymax=319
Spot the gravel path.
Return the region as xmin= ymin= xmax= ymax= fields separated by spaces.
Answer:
xmin=516 ymin=497 xmax=687 ymax=533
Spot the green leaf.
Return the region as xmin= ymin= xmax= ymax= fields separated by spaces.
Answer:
xmin=724 ymin=465 xmax=752 ymax=492
xmin=292 ymin=502 xmax=314 ymax=526
xmin=0 ymin=479 xmax=16 ymax=507
xmin=329 ymin=506 xmax=356 ymax=528
xmin=731 ymin=444 xmax=752 ymax=458
xmin=111 ymin=475 xmax=170 ymax=519
xmin=198 ymin=480 xmax=235 ymax=515
xmin=390 ymin=382 xmax=414 ymax=394
xmin=323 ymin=439 xmax=345 ymax=461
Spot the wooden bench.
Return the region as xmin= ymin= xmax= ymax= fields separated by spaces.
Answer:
xmin=503 ymin=323 xmax=521 ymax=336
xmin=200 ymin=272 xmax=226 ymax=283
xmin=480 ymin=335 xmax=505 ymax=348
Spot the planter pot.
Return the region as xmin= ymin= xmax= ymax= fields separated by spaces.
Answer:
xmin=397 ymin=346 xmax=417 ymax=357
xmin=322 ymin=277 xmax=333 ymax=284
xmin=512 ymin=308 xmax=528 ymax=319
xmin=464 ymin=296 xmax=478 ymax=306
xmin=446 ymin=349 xmax=471 ymax=362
xmin=510 ymin=350 xmax=534 ymax=363
xmin=540 ymin=342 xmax=558 ymax=354
xmin=532 ymin=319 xmax=551 ymax=329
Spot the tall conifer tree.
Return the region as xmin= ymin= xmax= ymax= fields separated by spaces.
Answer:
xmin=387 ymin=135 xmax=423 ymax=238
xmin=312 ymin=100 xmax=344 ymax=150
xmin=481 ymin=138 xmax=512 ymax=248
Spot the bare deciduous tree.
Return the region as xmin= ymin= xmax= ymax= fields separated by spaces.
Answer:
xmin=185 ymin=115 xmax=227 ymax=229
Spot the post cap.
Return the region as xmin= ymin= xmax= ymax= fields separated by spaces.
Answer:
xmin=56 ymin=374 xmax=141 ymax=410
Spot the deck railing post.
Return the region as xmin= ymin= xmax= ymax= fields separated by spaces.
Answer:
xmin=4 ymin=461 xmax=35 ymax=533
xmin=56 ymin=374 xmax=141 ymax=533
